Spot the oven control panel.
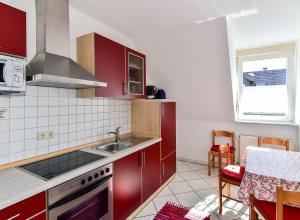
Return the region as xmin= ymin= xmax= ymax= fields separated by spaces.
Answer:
xmin=80 ymin=165 xmax=111 ymax=185
xmin=48 ymin=163 xmax=113 ymax=206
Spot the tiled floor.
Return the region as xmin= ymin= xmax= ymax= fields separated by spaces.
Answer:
xmin=134 ymin=160 xmax=249 ymax=220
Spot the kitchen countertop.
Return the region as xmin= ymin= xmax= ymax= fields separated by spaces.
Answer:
xmin=0 ymin=137 xmax=161 ymax=210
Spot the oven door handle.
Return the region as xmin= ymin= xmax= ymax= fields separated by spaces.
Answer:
xmin=48 ymin=174 xmax=112 ymax=210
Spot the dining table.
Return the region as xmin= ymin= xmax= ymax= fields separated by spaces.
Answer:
xmin=238 ymin=146 xmax=300 ymax=205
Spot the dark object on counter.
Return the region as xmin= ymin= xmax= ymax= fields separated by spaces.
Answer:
xmin=146 ymin=85 xmax=158 ymax=99
xmin=155 ymin=89 xmax=166 ymax=99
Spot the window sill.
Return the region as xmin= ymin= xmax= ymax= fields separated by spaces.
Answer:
xmin=235 ymin=119 xmax=298 ymax=127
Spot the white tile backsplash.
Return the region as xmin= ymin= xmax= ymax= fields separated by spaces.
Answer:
xmin=0 ymin=86 xmax=132 ymax=165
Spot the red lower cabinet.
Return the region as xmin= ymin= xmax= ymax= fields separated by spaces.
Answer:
xmin=113 ymin=143 xmax=162 ymax=219
xmin=161 ymin=102 xmax=176 ymax=159
xmin=161 ymin=152 xmax=176 ymax=184
xmin=142 ymin=142 xmax=161 ymax=201
xmin=113 ymin=151 xmax=142 ymax=220
xmin=0 ymin=192 xmax=46 ymax=220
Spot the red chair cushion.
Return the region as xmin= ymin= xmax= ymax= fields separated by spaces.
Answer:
xmin=256 ymin=200 xmax=300 ymax=220
xmin=221 ymin=165 xmax=245 ymax=182
xmin=211 ymin=145 xmax=235 ymax=153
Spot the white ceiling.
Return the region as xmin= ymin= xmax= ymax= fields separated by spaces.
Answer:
xmin=228 ymin=0 xmax=300 ymax=49
xmin=70 ymin=0 xmax=256 ymax=37
xmin=70 ymin=0 xmax=300 ymax=49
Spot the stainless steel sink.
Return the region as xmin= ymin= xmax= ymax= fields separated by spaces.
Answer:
xmin=96 ymin=142 xmax=132 ymax=153
xmin=93 ymin=137 xmax=152 ymax=154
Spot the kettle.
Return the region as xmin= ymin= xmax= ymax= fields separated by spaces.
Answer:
xmin=146 ymin=85 xmax=158 ymax=99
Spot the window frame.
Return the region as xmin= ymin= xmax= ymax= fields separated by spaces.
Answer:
xmin=236 ymin=49 xmax=296 ymax=124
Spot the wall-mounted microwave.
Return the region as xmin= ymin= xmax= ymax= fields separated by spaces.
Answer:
xmin=0 ymin=54 xmax=26 ymax=94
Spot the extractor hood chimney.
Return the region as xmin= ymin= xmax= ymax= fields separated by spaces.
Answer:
xmin=26 ymin=0 xmax=107 ymax=88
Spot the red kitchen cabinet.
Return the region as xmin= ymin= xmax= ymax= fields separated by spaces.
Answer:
xmin=76 ymin=33 xmax=147 ymax=99
xmin=161 ymin=102 xmax=176 ymax=159
xmin=124 ymin=48 xmax=146 ymax=98
xmin=94 ymin=34 xmax=125 ymax=97
xmin=113 ymin=150 xmax=142 ymax=220
xmin=0 ymin=2 xmax=26 ymax=57
xmin=142 ymin=142 xmax=161 ymax=201
xmin=132 ymin=100 xmax=177 ymax=183
xmin=0 ymin=192 xmax=46 ymax=220
xmin=161 ymin=152 xmax=176 ymax=184
xmin=77 ymin=33 xmax=125 ymax=98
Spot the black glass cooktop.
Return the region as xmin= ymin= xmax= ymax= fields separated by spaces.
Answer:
xmin=20 ymin=151 xmax=105 ymax=180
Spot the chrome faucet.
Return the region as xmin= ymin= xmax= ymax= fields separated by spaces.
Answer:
xmin=107 ymin=127 xmax=121 ymax=144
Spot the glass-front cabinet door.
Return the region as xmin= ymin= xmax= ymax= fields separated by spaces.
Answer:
xmin=125 ymin=48 xmax=146 ymax=97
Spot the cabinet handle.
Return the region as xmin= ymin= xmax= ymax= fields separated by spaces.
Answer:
xmin=140 ymin=152 xmax=143 ymax=167
xmin=123 ymin=82 xmax=128 ymax=94
xmin=162 ymin=162 xmax=165 ymax=175
xmin=26 ymin=210 xmax=46 ymax=220
xmin=143 ymin=152 xmax=146 ymax=167
xmin=7 ymin=213 xmax=20 ymax=220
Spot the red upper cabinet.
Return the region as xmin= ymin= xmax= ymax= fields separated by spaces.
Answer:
xmin=113 ymin=150 xmax=142 ymax=220
xmin=0 ymin=192 xmax=46 ymax=220
xmin=161 ymin=102 xmax=176 ymax=159
xmin=76 ymin=33 xmax=147 ymax=99
xmin=124 ymin=47 xmax=146 ymax=98
xmin=77 ymin=33 xmax=126 ymax=98
xmin=0 ymin=2 xmax=26 ymax=57
xmin=94 ymin=34 xmax=125 ymax=97
xmin=142 ymin=142 xmax=161 ymax=201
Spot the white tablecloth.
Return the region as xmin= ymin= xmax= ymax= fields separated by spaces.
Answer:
xmin=239 ymin=146 xmax=300 ymax=204
xmin=245 ymin=146 xmax=300 ymax=182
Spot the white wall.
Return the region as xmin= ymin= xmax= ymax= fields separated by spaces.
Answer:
xmin=69 ymin=7 xmax=136 ymax=60
xmin=134 ymin=17 xmax=299 ymax=164
xmin=0 ymin=0 xmax=136 ymax=61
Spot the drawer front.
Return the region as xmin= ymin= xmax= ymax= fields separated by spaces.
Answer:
xmin=0 ymin=192 xmax=46 ymax=220
xmin=161 ymin=152 xmax=176 ymax=184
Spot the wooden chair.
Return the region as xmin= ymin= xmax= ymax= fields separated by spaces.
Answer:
xmin=250 ymin=186 xmax=300 ymax=220
xmin=258 ymin=136 xmax=289 ymax=151
xmin=208 ymin=130 xmax=235 ymax=176
xmin=218 ymin=144 xmax=245 ymax=214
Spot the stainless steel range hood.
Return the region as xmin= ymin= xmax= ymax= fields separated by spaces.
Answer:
xmin=26 ymin=0 xmax=107 ymax=88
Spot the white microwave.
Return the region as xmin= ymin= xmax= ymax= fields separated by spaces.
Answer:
xmin=0 ymin=54 xmax=26 ymax=94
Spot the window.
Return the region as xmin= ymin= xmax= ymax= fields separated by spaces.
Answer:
xmin=237 ymin=46 xmax=295 ymax=123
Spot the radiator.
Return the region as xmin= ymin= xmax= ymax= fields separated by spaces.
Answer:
xmin=239 ymin=135 xmax=258 ymax=166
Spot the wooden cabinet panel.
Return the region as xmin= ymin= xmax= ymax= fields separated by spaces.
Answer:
xmin=113 ymin=151 xmax=142 ymax=220
xmin=142 ymin=142 xmax=161 ymax=201
xmin=161 ymin=152 xmax=176 ymax=184
xmin=125 ymin=47 xmax=146 ymax=98
xmin=0 ymin=2 xmax=26 ymax=57
xmin=161 ymin=102 xmax=176 ymax=159
xmin=94 ymin=34 xmax=126 ymax=97
xmin=0 ymin=192 xmax=46 ymax=220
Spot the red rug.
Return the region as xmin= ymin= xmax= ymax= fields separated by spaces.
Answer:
xmin=154 ymin=202 xmax=210 ymax=220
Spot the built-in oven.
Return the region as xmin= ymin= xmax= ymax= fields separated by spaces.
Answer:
xmin=48 ymin=163 xmax=113 ymax=220
xmin=0 ymin=54 xmax=26 ymax=93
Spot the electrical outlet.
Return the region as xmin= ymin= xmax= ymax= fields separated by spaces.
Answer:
xmin=37 ymin=132 xmax=47 ymax=140
xmin=37 ymin=131 xmax=55 ymax=140
xmin=48 ymin=131 xmax=54 ymax=138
